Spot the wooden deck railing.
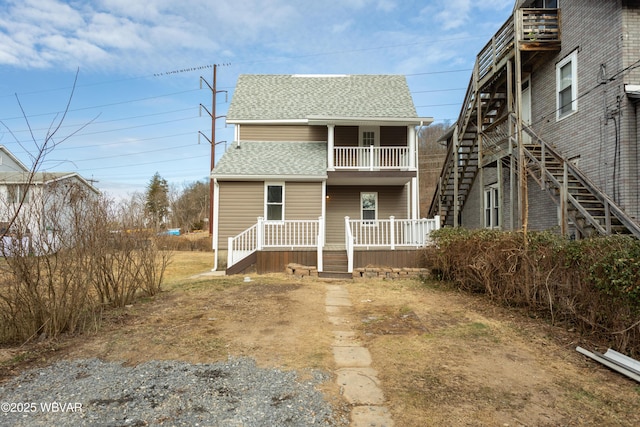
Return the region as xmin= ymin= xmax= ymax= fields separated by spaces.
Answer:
xmin=477 ymin=8 xmax=560 ymax=80
xmin=478 ymin=16 xmax=515 ymax=79
xmin=520 ymin=8 xmax=560 ymax=43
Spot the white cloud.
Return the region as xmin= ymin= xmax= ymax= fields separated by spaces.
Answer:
xmin=377 ymin=0 xmax=397 ymax=12
xmin=332 ymin=20 xmax=354 ymax=34
xmin=420 ymin=0 xmax=512 ymax=31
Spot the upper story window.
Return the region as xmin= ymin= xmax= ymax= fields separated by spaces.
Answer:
xmin=533 ymin=0 xmax=558 ymax=7
xmin=556 ymin=50 xmax=578 ymax=120
xmin=265 ymin=184 xmax=284 ymax=221
xmin=359 ymin=126 xmax=379 ymax=147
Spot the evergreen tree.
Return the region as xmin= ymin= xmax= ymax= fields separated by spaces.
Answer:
xmin=145 ymin=172 xmax=169 ymax=229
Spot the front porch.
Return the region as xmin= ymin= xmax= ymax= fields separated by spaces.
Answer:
xmin=225 ymin=216 xmax=440 ymax=275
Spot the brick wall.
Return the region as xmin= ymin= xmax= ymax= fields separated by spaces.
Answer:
xmin=529 ymin=0 xmax=638 ymax=219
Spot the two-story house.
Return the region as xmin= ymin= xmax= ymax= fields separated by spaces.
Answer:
xmin=0 ymin=145 xmax=99 ymax=254
xmin=211 ymin=74 xmax=439 ymax=275
xmin=430 ymin=0 xmax=640 ymax=239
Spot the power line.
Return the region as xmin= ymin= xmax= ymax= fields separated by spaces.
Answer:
xmin=0 ymin=89 xmax=202 ymax=122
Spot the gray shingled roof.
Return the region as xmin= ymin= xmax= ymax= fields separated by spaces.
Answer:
xmin=212 ymin=141 xmax=327 ymax=178
xmin=0 ymin=172 xmax=100 ymax=193
xmin=226 ymin=74 xmax=418 ymax=121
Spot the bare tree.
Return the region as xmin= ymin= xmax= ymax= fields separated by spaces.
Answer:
xmin=169 ymin=180 xmax=209 ymax=232
xmin=0 ymin=71 xmax=170 ymax=344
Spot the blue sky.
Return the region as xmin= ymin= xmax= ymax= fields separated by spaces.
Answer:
xmin=0 ymin=0 xmax=514 ymax=199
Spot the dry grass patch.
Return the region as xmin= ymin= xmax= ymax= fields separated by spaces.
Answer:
xmin=3 ymin=253 xmax=640 ymax=426
xmin=347 ymin=278 xmax=640 ymax=427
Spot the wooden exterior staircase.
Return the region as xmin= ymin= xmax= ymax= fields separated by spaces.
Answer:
xmin=522 ymin=124 xmax=640 ymax=238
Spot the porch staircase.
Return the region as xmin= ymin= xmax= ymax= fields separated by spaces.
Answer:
xmin=522 ymin=126 xmax=640 ymax=238
xmin=319 ymin=250 xmax=352 ymax=279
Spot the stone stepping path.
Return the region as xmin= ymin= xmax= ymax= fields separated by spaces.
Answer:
xmin=325 ymin=284 xmax=394 ymax=427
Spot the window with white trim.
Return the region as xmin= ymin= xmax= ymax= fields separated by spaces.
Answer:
xmin=359 ymin=126 xmax=379 ymax=147
xmin=361 ymin=192 xmax=377 ymax=223
xmin=556 ymin=50 xmax=578 ymax=120
xmin=7 ymin=184 xmax=30 ymax=204
xmin=484 ymin=185 xmax=500 ymax=229
xmin=265 ymin=184 xmax=284 ymax=221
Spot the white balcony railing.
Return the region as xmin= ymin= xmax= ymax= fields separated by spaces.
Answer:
xmin=333 ymin=146 xmax=411 ymax=170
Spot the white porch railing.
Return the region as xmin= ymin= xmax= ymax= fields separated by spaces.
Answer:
xmin=333 ymin=146 xmax=410 ymax=170
xmin=228 ymin=217 xmax=322 ymax=268
xmin=345 ymin=216 xmax=441 ymax=273
xmin=228 ymin=215 xmax=441 ymax=272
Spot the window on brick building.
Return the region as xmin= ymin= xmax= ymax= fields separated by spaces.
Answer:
xmin=484 ymin=185 xmax=500 ymax=229
xmin=556 ymin=50 xmax=578 ymax=120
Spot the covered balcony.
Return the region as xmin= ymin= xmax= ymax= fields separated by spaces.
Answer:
xmin=325 ymin=123 xmax=419 ymax=185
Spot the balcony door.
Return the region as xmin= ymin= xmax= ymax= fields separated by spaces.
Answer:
xmin=359 ymin=126 xmax=379 ymax=168
xmin=359 ymin=126 xmax=380 ymax=148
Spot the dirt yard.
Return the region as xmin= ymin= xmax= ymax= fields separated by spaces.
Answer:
xmin=2 ymin=251 xmax=640 ymax=426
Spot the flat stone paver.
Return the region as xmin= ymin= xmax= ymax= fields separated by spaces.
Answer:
xmin=326 ymin=305 xmax=347 ymax=314
xmin=336 ymin=367 xmax=385 ymax=404
xmin=351 ymin=406 xmax=394 ymax=427
xmin=325 ymin=284 xmax=392 ymax=426
xmin=332 ymin=346 xmax=372 ymax=367
xmin=327 ymin=316 xmax=350 ymax=326
xmin=326 ymin=295 xmax=352 ymax=306
xmin=333 ymin=331 xmax=360 ymax=346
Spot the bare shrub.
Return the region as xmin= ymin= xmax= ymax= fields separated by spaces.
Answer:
xmin=0 ymin=180 xmax=101 ymax=342
xmin=426 ymin=228 xmax=640 ymax=356
xmin=0 ymin=181 xmax=172 ymax=344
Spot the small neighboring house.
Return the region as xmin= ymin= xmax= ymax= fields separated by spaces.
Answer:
xmin=430 ymin=0 xmax=640 ymax=238
xmin=211 ymin=74 xmax=440 ymax=275
xmin=0 ymin=145 xmax=99 ymax=254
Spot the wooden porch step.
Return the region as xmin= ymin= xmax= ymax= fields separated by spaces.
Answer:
xmin=323 ymin=250 xmax=348 ymax=270
xmin=322 ymin=250 xmax=350 ymax=277
xmin=318 ymin=271 xmax=353 ymax=279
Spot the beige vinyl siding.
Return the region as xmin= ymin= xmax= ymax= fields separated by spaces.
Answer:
xmin=285 ymin=182 xmax=323 ymax=219
xmin=218 ymin=181 xmax=323 ymax=249
xmin=217 ymin=181 xmax=263 ymax=250
xmin=325 ymin=185 xmax=408 ymax=244
xmin=239 ymin=125 xmax=327 ymax=141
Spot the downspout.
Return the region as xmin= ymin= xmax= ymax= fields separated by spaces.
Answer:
xmin=211 ymin=178 xmax=220 ymax=271
xmin=416 ymin=121 xmax=424 ymax=219
xmin=411 ymin=123 xmax=420 ymax=220
xmin=321 ymin=179 xmax=327 ymax=247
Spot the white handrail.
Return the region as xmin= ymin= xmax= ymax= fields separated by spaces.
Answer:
xmin=227 ymin=218 xmax=322 ymax=269
xmin=227 ymin=222 xmax=259 ymax=267
xmin=333 ymin=146 xmax=410 ymax=169
xmin=262 ymin=220 xmax=319 ymax=248
xmin=345 ymin=216 xmax=354 ymax=273
xmin=348 ymin=216 xmax=440 ymax=248
xmin=317 ymin=215 xmax=324 ymax=272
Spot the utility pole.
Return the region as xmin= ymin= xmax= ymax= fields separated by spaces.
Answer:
xmin=200 ymin=64 xmax=229 ymax=236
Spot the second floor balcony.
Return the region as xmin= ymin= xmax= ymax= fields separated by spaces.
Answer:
xmin=332 ymin=145 xmax=412 ymax=171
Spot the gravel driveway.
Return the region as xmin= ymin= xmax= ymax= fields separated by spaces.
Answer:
xmin=0 ymin=357 xmax=348 ymax=426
